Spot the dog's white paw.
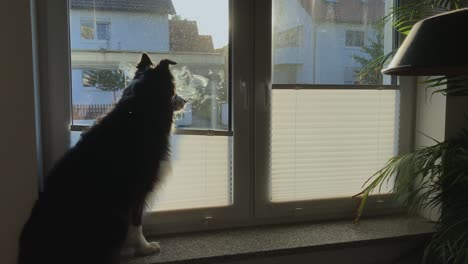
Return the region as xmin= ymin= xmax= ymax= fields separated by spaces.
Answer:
xmin=134 ymin=241 xmax=160 ymax=256
xmin=123 ymin=225 xmax=161 ymax=257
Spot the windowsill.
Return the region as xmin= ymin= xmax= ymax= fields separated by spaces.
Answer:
xmin=122 ymin=215 xmax=434 ymax=264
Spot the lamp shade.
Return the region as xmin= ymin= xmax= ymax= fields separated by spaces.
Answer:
xmin=382 ymin=8 xmax=468 ymax=76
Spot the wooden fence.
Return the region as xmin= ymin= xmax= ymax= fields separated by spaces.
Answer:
xmin=72 ymin=104 xmax=114 ymax=120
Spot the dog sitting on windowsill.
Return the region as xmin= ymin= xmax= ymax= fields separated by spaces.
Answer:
xmin=18 ymin=54 xmax=186 ymax=264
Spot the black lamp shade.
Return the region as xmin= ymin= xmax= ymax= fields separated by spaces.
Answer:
xmin=382 ymin=8 xmax=468 ymax=76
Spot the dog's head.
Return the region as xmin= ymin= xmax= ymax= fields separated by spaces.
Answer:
xmin=121 ymin=53 xmax=186 ymax=111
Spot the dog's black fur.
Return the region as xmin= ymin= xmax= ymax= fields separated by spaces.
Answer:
xmin=18 ymin=54 xmax=177 ymax=264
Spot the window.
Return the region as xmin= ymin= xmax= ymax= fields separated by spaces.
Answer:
xmin=39 ymin=0 xmax=406 ymax=235
xmin=96 ymin=22 xmax=110 ymax=40
xmin=70 ymin=0 xmax=234 ymax=213
xmin=346 ymin=30 xmax=365 ymax=47
xmin=254 ymin=0 xmax=401 ymax=218
xmin=80 ymin=20 xmax=111 ymax=40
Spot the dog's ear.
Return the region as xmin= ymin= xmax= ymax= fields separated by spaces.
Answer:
xmin=157 ymin=59 xmax=177 ymax=69
xmin=137 ymin=53 xmax=153 ymax=70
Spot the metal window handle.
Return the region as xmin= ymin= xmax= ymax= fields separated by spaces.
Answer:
xmin=203 ymin=216 xmax=214 ymax=225
xmin=293 ymin=207 xmax=303 ymax=216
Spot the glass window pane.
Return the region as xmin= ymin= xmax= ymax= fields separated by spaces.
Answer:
xmin=272 ymin=0 xmax=393 ymax=85
xmin=69 ymin=0 xmax=231 ymax=212
xmin=270 ymin=89 xmax=398 ymax=202
xmin=70 ymin=0 xmax=229 ymax=130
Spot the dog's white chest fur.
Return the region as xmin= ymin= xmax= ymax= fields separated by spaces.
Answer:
xmin=121 ymin=159 xmax=172 ymax=257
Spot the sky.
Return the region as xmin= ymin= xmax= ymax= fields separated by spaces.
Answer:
xmin=171 ymin=0 xmax=229 ymax=49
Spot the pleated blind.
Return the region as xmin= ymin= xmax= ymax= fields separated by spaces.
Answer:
xmin=271 ymin=89 xmax=398 ymax=202
xmin=71 ymin=133 xmax=232 ymax=211
xmin=150 ymin=135 xmax=232 ymax=211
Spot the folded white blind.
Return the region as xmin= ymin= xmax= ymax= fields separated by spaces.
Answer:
xmin=71 ymin=133 xmax=232 ymax=211
xmin=271 ymin=89 xmax=398 ymax=202
xmin=150 ymin=135 xmax=232 ymax=211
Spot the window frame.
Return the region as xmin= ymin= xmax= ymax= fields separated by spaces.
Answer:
xmin=36 ymin=0 xmax=414 ymax=235
xmin=96 ymin=21 xmax=111 ymax=41
xmin=37 ymin=0 xmax=255 ymax=235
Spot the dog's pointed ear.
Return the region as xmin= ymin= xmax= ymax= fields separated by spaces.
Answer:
xmin=137 ymin=53 xmax=153 ymax=70
xmin=157 ymin=59 xmax=177 ymax=69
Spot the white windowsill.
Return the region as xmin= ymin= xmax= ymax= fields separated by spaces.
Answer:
xmin=122 ymin=215 xmax=434 ymax=264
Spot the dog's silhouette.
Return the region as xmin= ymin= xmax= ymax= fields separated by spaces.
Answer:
xmin=18 ymin=54 xmax=184 ymax=264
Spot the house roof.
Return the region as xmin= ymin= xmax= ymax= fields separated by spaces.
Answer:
xmin=300 ymin=0 xmax=385 ymax=24
xmin=71 ymin=0 xmax=176 ymax=14
xmin=169 ymin=20 xmax=214 ymax=52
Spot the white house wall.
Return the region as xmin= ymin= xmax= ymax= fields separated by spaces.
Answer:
xmin=315 ymin=23 xmax=377 ymax=84
xmin=273 ymin=0 xmax=381 ymax=85
xmin=70 ymin=9 xmax=170 ymax=105
xmin=273 ymin=0 xmax=314 ymax=84
xmin=70 ymin=10 xmax=169 ymax=52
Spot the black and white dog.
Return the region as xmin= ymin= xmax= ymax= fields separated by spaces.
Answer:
xmin=18 ymin=54 xmax=185 ymax=264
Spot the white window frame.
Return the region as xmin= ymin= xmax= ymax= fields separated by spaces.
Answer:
xmin=37 ymin=0 xmax=254 ymax=235
xmin=35 ymin=0 xmax=414 ymax=235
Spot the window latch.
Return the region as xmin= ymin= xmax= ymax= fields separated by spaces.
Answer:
xmin=293 ymin=207 xmax=303 ymax=216
xmin=203 ymin=216 xmax=214 ymax=225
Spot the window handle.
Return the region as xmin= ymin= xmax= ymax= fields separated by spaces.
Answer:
xmin=294 ymin=207 xmax=303 ymax=216
xmin=240 ymin=80 xmax=248 ymax=110
xmin=203 ymin=215 xmax=214 ymax=225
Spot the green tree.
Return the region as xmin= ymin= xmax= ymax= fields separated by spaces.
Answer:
xmin=83 ymin=69 xmax=126 ymax=103
xmin=170 ymin=14 xmax=186 ymax=21
xmin=353 ymin=25 xmax=384 ymax=85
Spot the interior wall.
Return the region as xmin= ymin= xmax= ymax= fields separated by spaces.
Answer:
xmin=0 ymin=0 xmax=39 ymax=263
xmin=414 ymin=77 xmax=446 ymax=221
xmin=414 ymin=77 xmax=447 ymax=146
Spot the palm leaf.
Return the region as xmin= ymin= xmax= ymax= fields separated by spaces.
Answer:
xmin=355 ymin=50 xmax=395 ymax=84
xmin=421 ymin=76 xmax=468 ymax=96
